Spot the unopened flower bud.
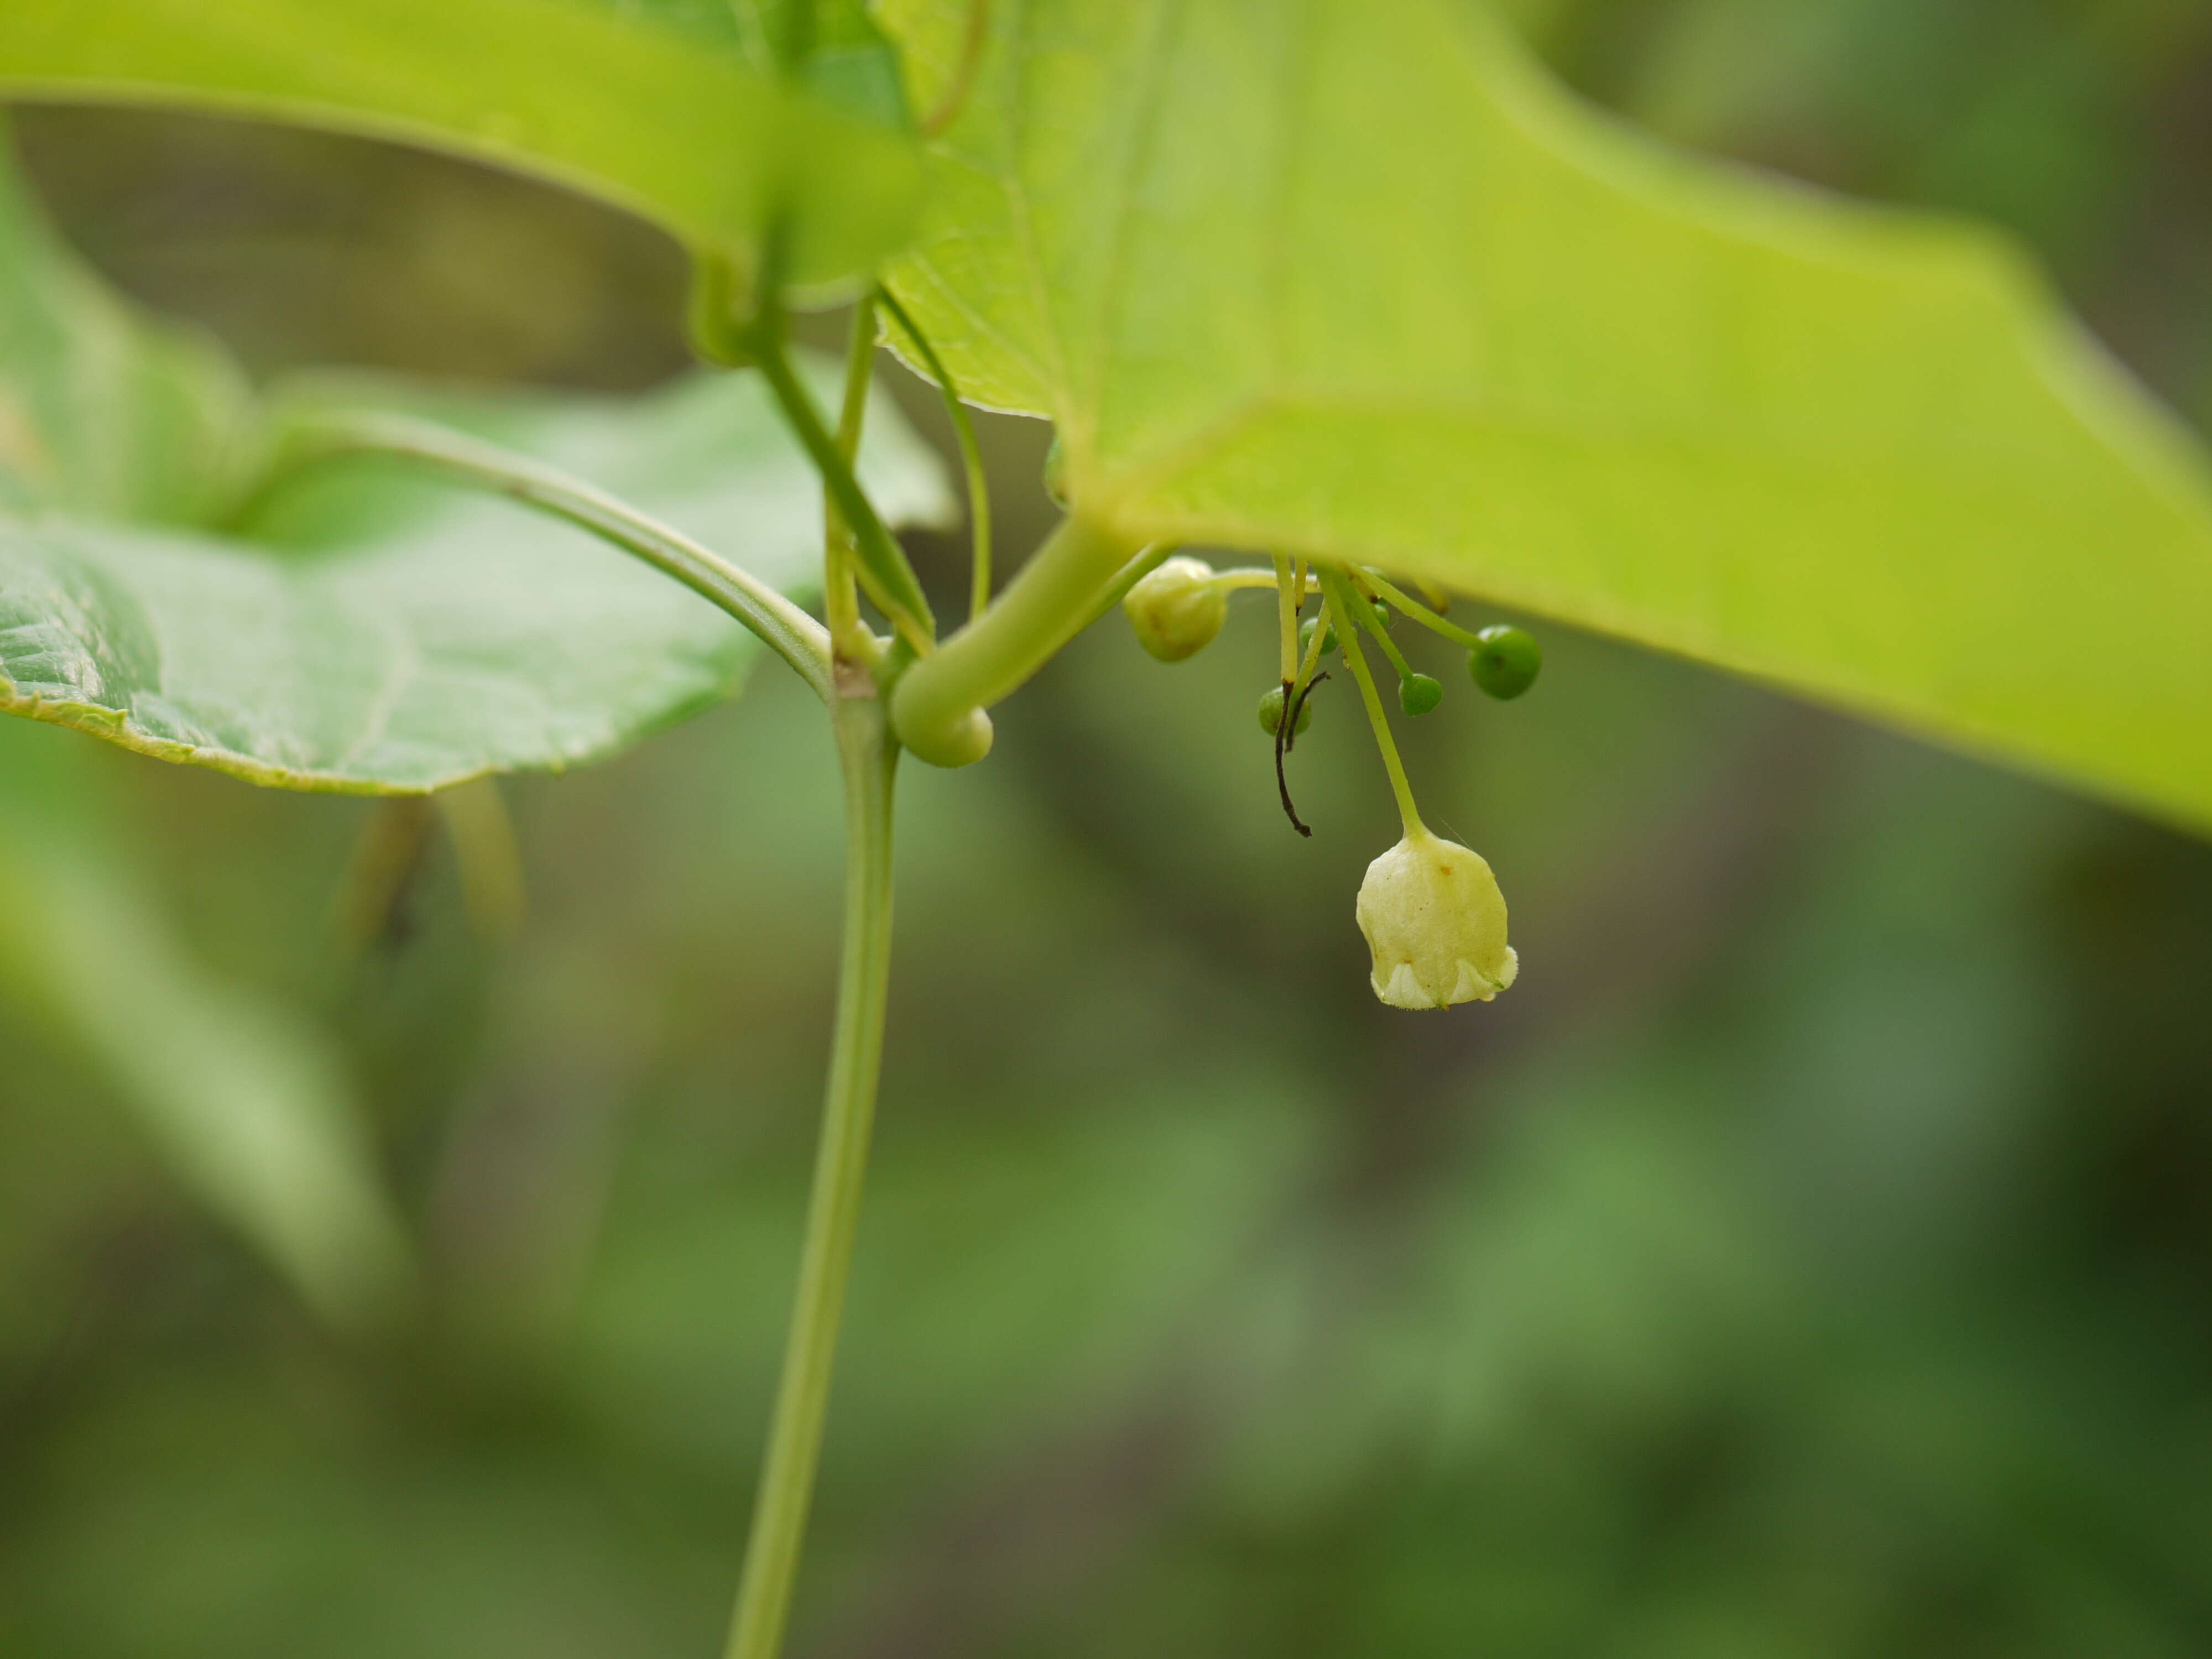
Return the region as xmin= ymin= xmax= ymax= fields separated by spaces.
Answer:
xmin=1123 ymin=556 xmax=1226 ymax=662
xmin=1355 ymin=828 xmax=1517 ymax=1009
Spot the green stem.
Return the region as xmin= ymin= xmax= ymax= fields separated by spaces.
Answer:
xmin=1073 ymin=541 xmax=1174 ymax=638
xmin=1324 ymin=570 xmax=1425 ymax=836
xmin=243 ymin=409 xmax=833 ymax=701
xmin=748 ymin=324 xmax=937 ymax=652
xmin=1343 ymin=583 xmax=1418 ymax=684
xmin=822 ymin=296 xmax=878 ymax=655
xmin=724 ymin=688 xmax=900 ymax=1659
xmin=889 ymin=512 xmax=1140 ymax=766
xmin=1363 ymin=567 xmax=1486 ymax=651
xmin=1209 ymin=568 xmax=1316 ymax=595
xmin=875 ymin=287 xmax=993 ymax=624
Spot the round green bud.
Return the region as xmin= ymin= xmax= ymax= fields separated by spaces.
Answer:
xmin=1123 ymin=556 xmax=1227 ymax=662
xmin=1258 ymin=684 xmax=1314 ymax=739
xmin=904 ymin=704 xmax=994 ymax=769
xmin=1399 ymin=672 xmax=1443 ymax=716
xmin=1369 ymin=599 xmax=1393 ymax=632
xmin=1298 ymin=614 xmax=1338 ymax=658
xmin=1468 ymin=625 xmax=1541 ymax=700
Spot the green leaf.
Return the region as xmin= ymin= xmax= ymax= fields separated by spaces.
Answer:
xmin=0 ymin=817 xmax=410 ymax=1330
xmin=880 ymin=0 xmax=2212 ymax=833
xmin=728 ymin=0 xmax=915 ymax=129
xmin=0 ymin=0 xmax=925 ymax=290
xmin=0 ymin=368 xmax=951 ymax=792
xmin=0 ymin=147 xmax=252 ymax=524
xmin=0 ymin=139 xmax=954 ymax=792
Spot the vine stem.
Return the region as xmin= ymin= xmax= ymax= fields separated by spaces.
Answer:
xmin=725 ymin=686 xmax=900 ymax=1659
xmin=748 ymin=324 xmax=937 ymax=654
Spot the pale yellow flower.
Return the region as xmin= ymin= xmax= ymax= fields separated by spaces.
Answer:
xmin=1121 ymin=556 xmax=1227 ymax=661
xmin=1355 ymin=827 xmax=1517 ymax=1009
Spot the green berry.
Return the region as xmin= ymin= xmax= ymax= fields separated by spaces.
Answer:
xmin=1298 ymin=614 xmax=1338 ymax=658
xmin=1468 ymin=625 xmax=1541 ymax=700
xmin=1258 ymin=684 xmax=1314 ymax=739
xmin=1399 ymin=673 xmax=1443 ymax=716
xmin=1369 ymin=600 xmax=1393 ymax=632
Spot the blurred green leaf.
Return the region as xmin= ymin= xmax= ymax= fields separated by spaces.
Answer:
xmin=880 ymin=0 xmax=2212 ymax=833
xmin=0 ymin=142 xmax=954 ymax=791
xmin=0 ymin=129 xmax=251 ymax=523
xmin=0 ymin=0 xmax=925 ymax=291
xmin=727 ymin=0 xmax=915 ymax=128
xmin=0 ymin=825 xmax=409 ymax=1329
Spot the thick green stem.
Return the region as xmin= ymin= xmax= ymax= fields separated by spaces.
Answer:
xmin=890 ymin=512 xmax=1140 ymax=766
xmin=724 ymin=689 xmax=899 ymax=1659
xmin=243 ymin=409 xmax=833 ymax=701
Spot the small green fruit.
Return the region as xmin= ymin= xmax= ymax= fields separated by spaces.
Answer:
xmin=1258 ymin=684 xmax=1314 ymax=739
xmin=1299 ymin=615 xmax=1338 ymax=658
xmin=1399 ymin=673 xmax=1443 ymax=716
xmin=1123 ymin=556 xmax=1227 ymax=661
xmin=1469 ymin=625 xmax=1541 ymax=700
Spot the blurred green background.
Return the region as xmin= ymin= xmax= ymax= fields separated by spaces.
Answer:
xmin=4 ymin=1 xmax=2212 ymax=1654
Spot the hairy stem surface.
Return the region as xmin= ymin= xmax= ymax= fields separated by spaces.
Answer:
xmin=724 ymin=688 xmax=899 ymax=1659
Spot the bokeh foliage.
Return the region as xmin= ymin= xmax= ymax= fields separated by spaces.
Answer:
xmin=2 ymin=2 xmax=2211 ymax=1656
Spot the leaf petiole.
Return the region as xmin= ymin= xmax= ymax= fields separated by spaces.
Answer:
xmin=242 ymin=409 xmax=835 ymax=701
xmin=875 ymin=285 xmax=994 ymax=624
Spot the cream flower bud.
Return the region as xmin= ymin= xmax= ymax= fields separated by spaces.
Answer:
xmin=1122 ymin=556 xmax=1226 ymax=662
xmin=1355 ymin=828 xmax=1518 ymax=1009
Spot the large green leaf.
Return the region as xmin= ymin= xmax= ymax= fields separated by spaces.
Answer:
xmin=0 ymin=0 xmax=925 ymax=290
xmin=879 ymin=0 xmax=2212 ymax=833
xmin=0 ymin=144 xmax=954 ymax=792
